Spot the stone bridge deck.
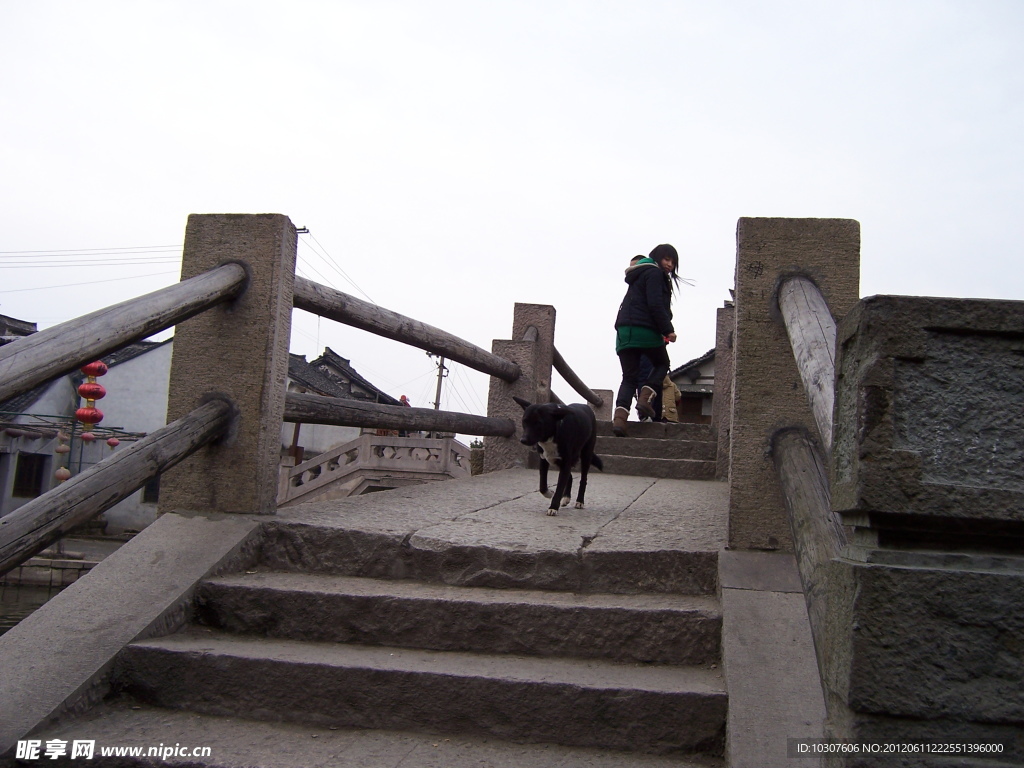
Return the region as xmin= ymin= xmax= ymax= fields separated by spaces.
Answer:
xmin=1 ymin=469 xmax=824 ymax=768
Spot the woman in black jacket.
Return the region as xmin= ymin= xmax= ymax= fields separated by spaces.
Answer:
xmin=612 ymin=243 xmax=680 ymax=436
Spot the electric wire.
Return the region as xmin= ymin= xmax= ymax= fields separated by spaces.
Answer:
xmin=0 ymin=271 xmax=180 ymax=294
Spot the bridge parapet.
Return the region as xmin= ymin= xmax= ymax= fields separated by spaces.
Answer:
xmin=821 ymin=294 xmax=1024 ymax=762
xmin=833 ymin=294 xmax=1024 ymax=551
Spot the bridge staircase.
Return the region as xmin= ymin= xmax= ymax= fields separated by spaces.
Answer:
xmin=30 ymin=468 xmax=731 ymax=767
xmin=596 ymin=420 xmax=718 ymax=481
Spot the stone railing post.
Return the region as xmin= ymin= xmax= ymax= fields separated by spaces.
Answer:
xmin=159 ymin=214 xmax=297 ymax=515
xmin=713 ymin=299 xmax=735 ymax=481
xmin=589 ymin=389 xmax=613 ymax=421
xmin=483 ymin=303 xmax=555 ymax=472
xmin=728 ymin=218 xmax=860 ymax=550
xmin=821 ymin=295 xmax=1024 ymax=763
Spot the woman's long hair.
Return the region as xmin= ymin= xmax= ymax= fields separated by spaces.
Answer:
xmin=649 ymin=243 xmax=681 ymax=293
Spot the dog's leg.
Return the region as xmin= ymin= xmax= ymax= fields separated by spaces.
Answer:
xmin=560 ymin=472 xmax=572 ymax=507
xmin=549 ymin=465 xmax=572 ymax=516
xmin=576 ymin=454 xmax=591 ymax=509
xmin=538 ymin=455 xmax=554 ymax=499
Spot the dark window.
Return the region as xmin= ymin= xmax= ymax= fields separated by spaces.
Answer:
xmin=12 ymin=454 xmax=47 ymax=498
xmin=142 ymin=475 xmax=160 ymax=504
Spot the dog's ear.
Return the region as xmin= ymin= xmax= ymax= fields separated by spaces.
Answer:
xmin=512 ymin=396 xmax=532 ymax=410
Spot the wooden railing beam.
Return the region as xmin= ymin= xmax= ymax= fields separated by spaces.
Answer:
xmin=552 ymin=346 xmax=603 ymax=407
xmin=0 ymin=397 xmax=234 ymax=577
xmin=293 ymin=276 xmax=521 ymax=383
xmin=778 ymin=275 xmax=838 ymax=452
xmin=284 ymin=392 xmax=515 ymax=437
xmin=0 ymin=262 xmax=248 ymax=404
xmin=772 ymin=427 xmax=847 ymax=685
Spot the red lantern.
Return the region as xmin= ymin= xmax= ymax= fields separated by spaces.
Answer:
xmin=55 ymin=466 xmax=71 ymax=482
xmin=80 ymin=361 xmax=108 ymax=377
xmin=75 ymin=406 xmax=104 ymax=425
xmin=80 ymin=431 xmax=96 ymax=442
xmin=78 ymin=381 xmax=107 ymax=401
xmin=106 ymin=437 xmax=120 ymax=449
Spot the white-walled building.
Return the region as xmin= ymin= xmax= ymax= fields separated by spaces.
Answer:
xmin=1 ymin=319 xmax=404 ymax=533
xmin=0 ymin=339 xmax=171 ymax=532
xmin=668 ymin=349 xmax=715 ymax=424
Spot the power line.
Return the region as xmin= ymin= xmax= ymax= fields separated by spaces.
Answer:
xmin=0 ymin=271 xmax=179 ymax=294
xmin=0 ymin=258 xmax=180 ymax=268
xmin=299 ymin=233 xmax=376 ymax=304
xmin=0 ymin=245 xmax=180 ymax=255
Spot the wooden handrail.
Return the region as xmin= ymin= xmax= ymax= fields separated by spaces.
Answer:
xmin=0 ymin=397 xmax=235 ymax=576
xmin=552 ymin=347 xmax=603 ymax=407
xmin=293 ymin=276 xmax=521 ymax=382
xmin=284 ymin=392 xmax=516 ymax=437
xmin=778 ymin=275 xmax=837 ymax=451
xmin=772 ymin=428 xmax=847 ymax=681
xmin=0 ymin=262 xmax=248 ymax=404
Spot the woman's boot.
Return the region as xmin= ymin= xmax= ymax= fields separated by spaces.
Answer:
xmin=637 ymin=386 xmax=657 ymax=419
xmin=612 ymin=406 xmax=630 ymax=437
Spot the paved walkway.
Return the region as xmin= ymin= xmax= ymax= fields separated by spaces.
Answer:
xmin=265 ymin=468 xmax=730 ymax=595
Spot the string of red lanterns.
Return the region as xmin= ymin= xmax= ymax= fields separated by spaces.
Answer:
xmin=55 ymin=360 xmax=116 ymax=483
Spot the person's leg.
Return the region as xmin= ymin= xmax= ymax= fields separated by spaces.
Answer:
xmin=635 ymin=356 xmax=654 ymax=419
xmin=616 ymin=349 xmax=642 ymax=409
xmin=614 ymin=349 xmax=642 ymax=436
xmin=637 ymin=346 xmax=670 ymax=418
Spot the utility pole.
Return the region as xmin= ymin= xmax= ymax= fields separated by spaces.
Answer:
xmin=431 ymin=355 xmax=448 ymax=410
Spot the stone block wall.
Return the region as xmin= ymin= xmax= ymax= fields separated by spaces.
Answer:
xmin=824 ymin=294 xmax=1024 ymax=764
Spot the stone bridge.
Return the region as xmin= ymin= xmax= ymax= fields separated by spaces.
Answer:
xmin=0 ymin=215 xmax=1021 ymax=767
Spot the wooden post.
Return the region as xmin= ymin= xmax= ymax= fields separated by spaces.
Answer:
xmin=778 ymin=276 xmax=837 ymax=452
xmin=772 ymin=427 xmax=847 ymax=684
xmin=552 ymin=347 xmax=604 ymax=408
xmin=293 ymin=277 xmax=520 ymax=382
xmin=159 ymin=214 xmax=297 ymax=516
xmin=284 ymin=393 xmax=515 ymax=437
xmin=0 ymin=264 xmax=246 ymax=405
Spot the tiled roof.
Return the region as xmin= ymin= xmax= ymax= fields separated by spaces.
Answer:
xmin=669 ymin=348 xmax=715 ymax=378
xmin=309 ymin=347 xmax=400 ymax=406
xmin=288 ymin=354 xmax=349 ymax=398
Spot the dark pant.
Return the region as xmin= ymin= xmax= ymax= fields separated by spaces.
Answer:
xmin=616 ymin=346 xmax=670 ymax=410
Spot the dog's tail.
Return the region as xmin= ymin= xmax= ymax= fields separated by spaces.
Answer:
xmin=591 ymin=454 xmax=604 ymax=472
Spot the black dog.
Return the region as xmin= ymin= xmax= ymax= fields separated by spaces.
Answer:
xmin=513 ymin=396 xmax=604 ymax=515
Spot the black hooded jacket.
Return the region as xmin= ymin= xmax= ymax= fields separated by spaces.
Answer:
xmin=614 ymin=261 xmax=674 ymax=336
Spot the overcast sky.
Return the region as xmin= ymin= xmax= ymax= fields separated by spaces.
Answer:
xmin=2 ymin=1 xmax=1022 ymax=422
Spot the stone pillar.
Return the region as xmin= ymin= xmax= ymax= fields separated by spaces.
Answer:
xmin=591 ymin=389 xmax=613 ymax=422
xmin=823 ymin=295 xmax=1024 ymax=764
xmin=159 ymin=214 xmax=297 ymax=515
xmin=728 ymin=218 xmax=860 ymax=550
xmin=483 ymin=303 xmax=556 ymax=473
xmin=713 ymin=300 xmax=735 ymax=481
xmin=511 ymin=303 xmax=556 ymax=405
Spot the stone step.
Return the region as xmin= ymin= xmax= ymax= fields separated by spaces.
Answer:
xmin=34 ymin=698 xmax=724 ymax=767
xmin=596 ymin=435 xmax=717 ymax=461
xmin=257 ymin=471 xmax=727 ymax=597
xmin=599 ymin=454 xmax=717 ymax=481
xmin=197 ymin=571 xmax=721 ymax=666
xmin=596 ymin=420 xmax=715 ymax=441
xmin=116 ymin=628 xmax=727 ymax=756
xmin=259 ymin=517 xmax=721 ymax=596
